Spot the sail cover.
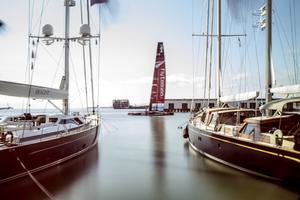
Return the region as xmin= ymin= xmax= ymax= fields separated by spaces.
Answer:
xmin=91 ymin=0 xmax=108 ymax=6
xmin=220 ymin=91 xmax=259 ymax=103
xmin=270 ymin=84 xmax=300 ymax=94
xmin=0 ymin=80 xmax=68 ymax=100
xmin=149 ymin=42 xmax=166 ymax=111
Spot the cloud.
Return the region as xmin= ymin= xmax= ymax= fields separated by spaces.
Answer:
xmin=120 ymin=76 xmax=152 ymax=85
xmin=167 ymin=73 xmax=204 ymax=86
xmin=103 ymin=73 xmax=205 ymax=87
xmin=231 ymin=73 xmax=249 ymax=81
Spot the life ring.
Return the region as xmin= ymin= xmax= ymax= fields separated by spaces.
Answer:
xmin=4 ymin=131 xmax=14 ymax=144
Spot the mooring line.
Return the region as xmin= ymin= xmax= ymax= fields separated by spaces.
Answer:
xmin=16 ymin=156 xmax=55 ymax=200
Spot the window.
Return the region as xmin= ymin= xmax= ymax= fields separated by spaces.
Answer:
xmin=250 ymin=103 xmax=256 ymax=109
xmin=74 ymin=117 xmax=83 ymax=125
xmin=59 ymin=119 xmax=77 ymax=125
xmin=209 ymin=113 xmax=218 ymax=126
xmin=241 ymin=102 xmax=247 ymax=108
xmin=209 ymin=103 xmax=214 ymax=108
xmin=182 ymin=103 xmax=188 ymax=109
xmin=242 ymin=124 xmax=255 ymax=135
xmin=195 ymin=103 xmax=201 ymax=109
xmin=168 ymin=103 xmax=174 ymax=110
xmin=49 ymin=118 xmax=58 ymax=123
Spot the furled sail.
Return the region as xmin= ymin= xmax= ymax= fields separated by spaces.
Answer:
xmin=220 ymin=91 xmax=259 ymax=103
xmin=270 ymin=84 xmax=300 ymax=94
xmin=0 ymin=80 xmax=68 ymax=100
xmin=149 ymin=42 xmax=166 ymax=111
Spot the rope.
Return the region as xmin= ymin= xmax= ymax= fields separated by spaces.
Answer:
xmin=16 ymin=156 xmax=55 ymax=200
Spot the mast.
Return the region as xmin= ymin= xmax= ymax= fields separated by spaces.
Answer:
xmin=63 ymin=0 xmax=71 ymax=115
xmin=217 ymin=0 xmax=221 ymax=107
xmin=203 ymin=0 xmax=210 ymax=100
xmin=265 ymin=0 xmax=272 ymax=108
xmin=87 ymin=0 xmax=96 ymax=115
xmin=207 ymin=0 xmax=214 ymax=106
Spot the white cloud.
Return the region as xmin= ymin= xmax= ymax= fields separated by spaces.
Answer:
xmin=167 ymin=73 xmax=204 ymax=86
xmin=231 ymin=73 xmax=249 ymax=81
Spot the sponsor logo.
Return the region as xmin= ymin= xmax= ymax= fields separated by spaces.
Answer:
xmin=159 ymin=69 xmax=165 ymax=98
xmin=155 ymin=61 xmax=165 ymax=68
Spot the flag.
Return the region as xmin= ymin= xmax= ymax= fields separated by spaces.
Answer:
xmin=91 ymin=0 xmax=108 ymax=6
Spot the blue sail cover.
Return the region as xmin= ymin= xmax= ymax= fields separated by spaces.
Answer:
xmin=91 ymin=0 xmax=108 ymax=6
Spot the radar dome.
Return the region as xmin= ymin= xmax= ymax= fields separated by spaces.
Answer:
xmin=42 ymin=24 xmax=53 ymax=37
xmin=80 ymin=24 xmax=90 ymax=37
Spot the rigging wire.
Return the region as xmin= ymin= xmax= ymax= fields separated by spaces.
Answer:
xmin=26 ymin=0 xmax=47 ymax=114
xmin=273 ymin=6 xmax=292 ymax=84
xmin=40 ymin=43 xmax=65 ymax=111
xmin=17 ymin=3 xmax=55 ymax=199
xmin=289 ymin=0 xmax=297 ymax=83
xmin=87 ymin=0 xmax=96 ymax=115
xmin=191 ymin=0 xmax=195 ymax=113
xmin=69 ymin=50 xmax=86 ymax=113
xmin=221 ymin=5 xmax=233 ymax=96
xmin=293 ymin=0 xmax=299 ymax=82
xmin=23 ymin=0 xmax=34 ymax=113
xmin=273 ymin=2 xmax=296 ymax=84
xmin=97 ymin=4 xmax=102 ymax=114
xmin=207 ymin=0 xmax=214 ymax=106
xmin=80 ymin=0 xmax=90 ymax=114
xmin=192 ymin=0 xmax=207 ymax=109
xmin=203 ymin=0 xmax=210 ymax=101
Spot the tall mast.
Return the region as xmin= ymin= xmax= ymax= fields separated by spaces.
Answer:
xmin=203 ymin=0 xmax=210 ymax=100
xmin=63 ymin=0 xmax=71 ymax=115
xmin=87 ymin=0 xmax=96 ymax=115
xmin=265 ymin=0 xmax=272 ymax=107
xmin=217 ymin=0 xmax=221 ymax=107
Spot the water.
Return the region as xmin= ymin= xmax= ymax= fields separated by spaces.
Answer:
xmin=0 ymin=109 xmax=299 ymax=200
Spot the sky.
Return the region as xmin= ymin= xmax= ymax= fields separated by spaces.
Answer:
xmin=0 ymin=0 xmax=299 ymax=110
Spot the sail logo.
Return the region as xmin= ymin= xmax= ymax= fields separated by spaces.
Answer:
xmin=155 ymin=61 xmax=165 ymax=68
xmin=34 ymin=89 xmax=50 ymax=96
xmin=159 ymin=69 xmax=165 ymax=99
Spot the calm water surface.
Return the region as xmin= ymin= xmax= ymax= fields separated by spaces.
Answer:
xmin=0 ymin=109 xmax=299 ymax=200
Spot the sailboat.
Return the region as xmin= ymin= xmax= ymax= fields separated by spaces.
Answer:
xmin=185 ymin=0 xmax=300 ymax=182
xmin=128 ymin=42 xmax=173 ymax=116
xmin=0 ymin=0 xmax=102 ymax=183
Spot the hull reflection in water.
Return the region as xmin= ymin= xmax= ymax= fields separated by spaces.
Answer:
xmin=0 ymin=145 xmax=99 ymax=200
xmin=151 ymin=116 xmax=166 ymax=199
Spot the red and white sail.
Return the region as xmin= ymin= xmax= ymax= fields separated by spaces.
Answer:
xmin=149 ymin=42 xmax=166 ymax=111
